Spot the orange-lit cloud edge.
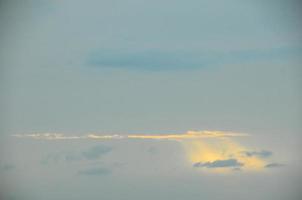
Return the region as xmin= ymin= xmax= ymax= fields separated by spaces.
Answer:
xmin=12 ymin=130 xmax=279 ymax=173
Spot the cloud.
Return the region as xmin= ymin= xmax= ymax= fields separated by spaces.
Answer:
xmin=12 ymin=130 xmax=248 ymax=141
xmin=78 ymin=167 xmax=111 ymax=176
xmin=12 ymin=133 xmax=122 ymax=140
xmin=87 ymin=47 xmax=302 ymax=71
xmin=82 ymin=145 xmax=112 ymax=160
xmin=13 ymin=130 xmax=279 ymax=173
xmin=232 ymin=167 xmax=242 ymax=171
xmin=242 ymin=150 xmax=272 ymax=158
xmin=12 ymin=133 xmax=83 ymax=140
xmin=193 ymin=159 xmax=243 ymax=168
xmin=183 ymin=137 xmax=274 ymax=172
xmin=265 ymin=163 xmax=285 ymax=168
xmin=127 ymin=131 xmax=248 ymax=140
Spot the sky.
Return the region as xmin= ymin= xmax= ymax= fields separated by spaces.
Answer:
xmin=0 ymin=0 xmax=302 ymax=199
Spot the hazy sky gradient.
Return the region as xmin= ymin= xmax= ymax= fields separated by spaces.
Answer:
xmin=0 ymin=0 xmax=302 ymax=199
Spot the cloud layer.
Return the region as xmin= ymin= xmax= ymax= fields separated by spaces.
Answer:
xmin=12 ymin=130 xmax=281 ymax=173
xmin=12 ymin=130 xmax=248 ymax=141
xmin=183 ymin=137 xmax=279 ymax=172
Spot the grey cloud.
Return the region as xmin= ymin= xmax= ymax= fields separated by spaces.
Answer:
xmin=243 ymin=150 xmax=273 ymax=158
xmin=88 ymin=47 xmax=302 ymax=71
xmin=193 ymin=159 xmax=243 ymax=168
xmin=78 ymin=167 xmax=111 ymax=176
xmin=265 ymin=163 xmax=285 ymax=168
xmin=82 ymin=145 xmax=112 ymax=160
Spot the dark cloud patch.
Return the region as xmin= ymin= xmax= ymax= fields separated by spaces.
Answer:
xmin=243 ymin=150 xmax=272 ymax=158
xmin=232 ymin=167 xmax=242 ymax=171
xmin=88 ymin=47 xmax=302 ymax=71
xmin=193 ymin=159 xmax=243 ymax=168
xmin=265 ymin=163 xmax=285 ymax=168
xmin=78 ymin=167 xmax=111 ymax=176
xmin=82 ymin=145 xmax=112 ymax=160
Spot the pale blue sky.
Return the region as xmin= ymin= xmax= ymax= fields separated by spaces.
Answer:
xmin=0 ymin=0 xmax=302 ymax=199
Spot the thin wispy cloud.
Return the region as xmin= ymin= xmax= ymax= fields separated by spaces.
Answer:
xmin=242 ymin=150 xmax=273 ymax=158
xmin=12 ymin=130 xmax=248 ymax=141
xmin=193 ymin=159 xmax=243 ymax=168
xmin=265 ymin=163 xmax=285 ymax=168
